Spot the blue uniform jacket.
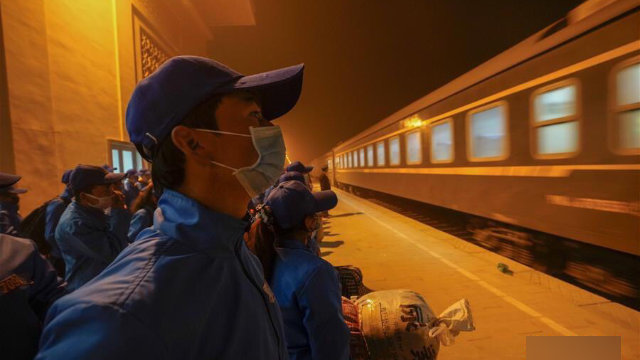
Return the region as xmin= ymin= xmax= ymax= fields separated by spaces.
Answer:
xmin=44 ymin=188 xmax=72 ymax=259
xmin=0 ymin=234 xmax=66 ymax=360
xmin=55 ymin=202 xmax=130 ymax=291
xmin=123 ymin=179 xmax=140 ymax=207
xmin=37 ymin=189 xmax=289 ymax=360
xmin=270 ymin=238 xmax=350 ymax=360
xmin=0 ymin=201 xmax=22 ymax=236
xmin=127 ymin=206 xmax=154 ymax=243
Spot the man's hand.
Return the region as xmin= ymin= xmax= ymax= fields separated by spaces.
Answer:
xmin=111 ymin=190 xmax=126 ymax=210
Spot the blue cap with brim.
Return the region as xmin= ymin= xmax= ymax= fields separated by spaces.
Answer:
xmin=70 ymin=165 xmax=126 ymax=193
xmin=102 ymin=164 xmax=117 ymax=173
xmin=286 ymin=161 xmax=313 ymax=174
xmin=0 ymin=172 xmax=27 ymax=194
xmin=265 ymin=180 xmax=337 ymax=230
xmin=277 ymin=171 xmax=305 ymax=185
xmin=61 ymin=169 xmax=73 ymax=184
xmin=126 ymin=56 xmax=304 ymax=161
xmin=125 ymin=169 xmax=138 ymax=177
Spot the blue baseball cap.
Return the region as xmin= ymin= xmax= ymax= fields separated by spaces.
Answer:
xmin=70 ymin=165 xmax=125 ymax=193
xmin=61 ymin=169 xmax=73 ymax=184
xmin=102 ymin=164 xmax=117 ymax=173
xmin=277 ymin=171 xmax=305 ymax=185
xmin=125 ymin=169 xmax=138 ymax=177
xmin=265 ymin=180 xmax=337 ymax=230
xmin=286 ymin=161 xmax=313 ymax=174
xmin=126 ymin=56 xmax=305 ymax=161
xmin=0 ymin=172 xmax=27 ymax=194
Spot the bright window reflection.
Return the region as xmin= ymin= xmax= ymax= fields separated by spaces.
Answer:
xmin=534 ymin=85 xmax=576 ymax=122
xmin=389 ymin=136 xmax=400 ymax=165
xmin=537 ymin=122 xmax=578 ymax=154
xmin=431 ymin=120 xmax=453 ymax=162
xmin=376 ymin=141 xmax=385 ymax=166
xmin=469 ymin=104 xmax=506 ymax=160
xmin=615 ymin=61 xmax=640 ymax=152
xmin=353 ymin=151 xmax=358 ymax=167
xmin=359 ymin=148 xmax=365 ymax=167
xmin=619 ymin=109 xmax=640 ymax=150
xmin=111 ymin=149 xmax=120 ymax=172
xmin=122 ymin=150 xmax=134 ymax=172
xmin=405 ymin=130 xmax=422 ymax=164
xmin=367 ymin=145 xmax=374 ymax=166
xmin=616 ymin=63 xmax=640 ymax=106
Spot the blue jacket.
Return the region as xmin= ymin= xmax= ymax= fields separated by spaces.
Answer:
xmin=127 ymin=206 xmax=154 ymax=243
xmin=44 ymin=188 xmax=72 ymax=259
xmin=55 ymin=202 xmax=130 ymax=291
xmin=270 ymin=238 xmax=350 ymax=360
xmin=123 ymin=179 xmax=140 ymax=207
xmin=0 ymin=234 xmax=66 ymax=360
xmin=0 ymin=201 xmax=21 ymax=236
xmin=37 ymin=189 xmax=289 ymax=360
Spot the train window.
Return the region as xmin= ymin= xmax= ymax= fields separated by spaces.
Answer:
xmin=430 ymin=119 xmax=454 ymax=163
xmin=376 ymin=141 xmax=385 ymax=166
xmin=405 ymin=130 xmax=422 ymax=165
xmin=367 ymin=145 xmax=374 ymax=166
xmin=612 ymin=60 xmax=640 ymax=153
xmin=359 ymin=148 xmax=365 ymax=167
xmin=353 ymin=150 xmax=359 ymax=167
xmin=467 ymin=102 xmax=509 ymax=161
xmin=389 ymin=136 xmax=401 ymax=166
xmin=348 ymin=152 xmax=352 ymax=168
xmin=531 ymin=80 xmax=579 ymax=157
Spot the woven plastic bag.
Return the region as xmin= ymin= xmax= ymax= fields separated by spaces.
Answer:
xmin=356 ymin=290 xmax=474 ymax=360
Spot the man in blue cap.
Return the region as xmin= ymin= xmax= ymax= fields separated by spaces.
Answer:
xmin=0 ymin=233 xmax=66 ymax=360
xmin=262 ymin=180 xmax=349 ymax=359
xmin=0 ymin=172 xmax=27 ymax=236
xmin=37 ymin=56 xmax=304 ymax=359
xmin=136 ymin=168 xmax=152 ymax=191
xmin=53 ymin=165 xmax=130 ymax=292
xmin=43 ymin=169 xmax=73 ymax=275
xmin=122 ymin=169 xmax=140 ymax=207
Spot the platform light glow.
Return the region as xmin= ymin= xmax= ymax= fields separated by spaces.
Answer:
xmin=403 ymin=116 xmax=426 ymax=129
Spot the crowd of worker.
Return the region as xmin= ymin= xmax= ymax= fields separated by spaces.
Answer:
xmin=0 ymin=55 xmax=350 ymax=360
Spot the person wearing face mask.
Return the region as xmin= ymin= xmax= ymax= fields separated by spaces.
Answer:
xmin=122 ymin=169 xmax=140 ymax=208
xmin=53 ymin=165 xmax=130 ymax=292
xmin=37 ymin=56 xmax=303 ymax=360
xmin=0 ymin=172 xmax=27 ymax=236
xmin=252 ymin=180 xmax=349 ymax=360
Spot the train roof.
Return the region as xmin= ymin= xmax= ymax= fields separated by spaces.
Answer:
xmin=333 ymin=0 xmax=639 ymax=152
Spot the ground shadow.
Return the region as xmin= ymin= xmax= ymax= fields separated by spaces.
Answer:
xmin=320 ymin=251 xmax=334 ymax=257
xmin=319 ymin=240 xmax=344 ymax=248
xmin=328 ymin=212 xmax=364 ymax=218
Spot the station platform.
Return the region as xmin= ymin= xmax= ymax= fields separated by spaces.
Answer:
xmin=320 ymin=188 xmax=639 ymax=360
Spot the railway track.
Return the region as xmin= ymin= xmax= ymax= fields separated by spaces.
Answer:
xmin=338 ymin=183 xmax=640 ymax=311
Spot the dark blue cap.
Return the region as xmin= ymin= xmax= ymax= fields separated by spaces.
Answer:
xmin=102 ymin=164 xmax=117 ymax=172
xmin=277 ymin=171 xmax=305 ymax=185
xmin=126 ymin=56 xmax=304 ymax=161
xmin=70 ymin=165 xmax=125 ymax=192
xmin=0 ymin=172 xmax=27 ymax=194
xmin=125 ymin=169 xmax=138 ymax=177
xmin=61 ymin=170 xmax=73 ymax=184
xmin=286 ymin=161 xmax=313 ymax=174
xmin=265 ymin=180 xmax=337 ymax=230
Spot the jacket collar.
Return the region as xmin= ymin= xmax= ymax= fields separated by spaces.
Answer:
xmin=68 ymin=201 xmax=108 ymax=229
xmin=154 ymin=189 xmax=247 ymax=255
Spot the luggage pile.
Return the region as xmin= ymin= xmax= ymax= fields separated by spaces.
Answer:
xmin=339 ymin=266 xmax=475 ymax=360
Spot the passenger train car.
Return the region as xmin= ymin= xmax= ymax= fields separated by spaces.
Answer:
xmin=312 ymin=0 xmax=639 ymax=263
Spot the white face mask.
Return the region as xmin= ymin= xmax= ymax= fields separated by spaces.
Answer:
xmin=83 ymin=193 xmax=113 ymax=210
xmin=193 ymin=125 xmax=286 ymax=198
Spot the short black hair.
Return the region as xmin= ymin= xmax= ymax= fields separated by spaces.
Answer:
xmin=151 ymin=94 xmax=223 ymax=195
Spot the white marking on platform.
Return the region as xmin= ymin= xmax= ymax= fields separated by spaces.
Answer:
xmin=339 ymin=193 xmax=578 ymax=336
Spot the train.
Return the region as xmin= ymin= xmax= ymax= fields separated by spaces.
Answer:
xmin=310 ymin=0 xmax=639 ymax=298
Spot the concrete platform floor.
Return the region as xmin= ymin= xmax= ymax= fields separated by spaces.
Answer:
xmin=320 ymin=189 xmax=639 ymax=360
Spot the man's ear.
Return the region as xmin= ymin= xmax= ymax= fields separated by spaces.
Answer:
xmin=303 ymin=215 xmax=316 ymax=232
xmin=171 ymin=126 xmax=210 ymax=167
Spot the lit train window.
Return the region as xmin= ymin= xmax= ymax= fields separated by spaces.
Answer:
xmin=405 ymin=130 xmax=422 ymax=165
xmin=532 ymin=80 xmax=579 ymax=157
xmin=348 ymin=152 xmax=352 ymax=168
xmin=430 ymin=119 xmax=454 ymax=163
xmin=367 ymin=145 xmax=374 ymax=166
xmin=613 ymin=60 xmax=640 ymax=153
xmin=389 ymin=136 xmax=401 ymax=166
xmin=359 ymin=148 xmax=365 ymax=167
xmin=467 ymin=102 xmax=509 ymax=161
xmin=376 ymin=141 xmax=385 ymax=166
xmin=353 ymin=150 xmax=359 ymax=167
xmin=344 ymin=154 xmax=348 ymax=168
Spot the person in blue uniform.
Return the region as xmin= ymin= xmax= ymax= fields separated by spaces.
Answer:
xmin=0 ymin=233 xmax=66 ymax=360
xmin=37 ymin=56 xmax=304 ymax=360
xmin=122 ymin=169 xmax=140 ymax=207
xmin=286 ymin=160 xmax=314 ymax=189
xmin=127 ymin=183 xmax=156 ymax=242
xmin=0 ymin=172 xmax=27 ymax=236
xmin=136 ymin=168 xmax=152 ymax=192
xmin=257 ymin=180 xmax=349 ymax=360
xmin=54 ymin=165 xmax=130 ymax=292
xmin=44 ymin=169 xmax=73 ymax=275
